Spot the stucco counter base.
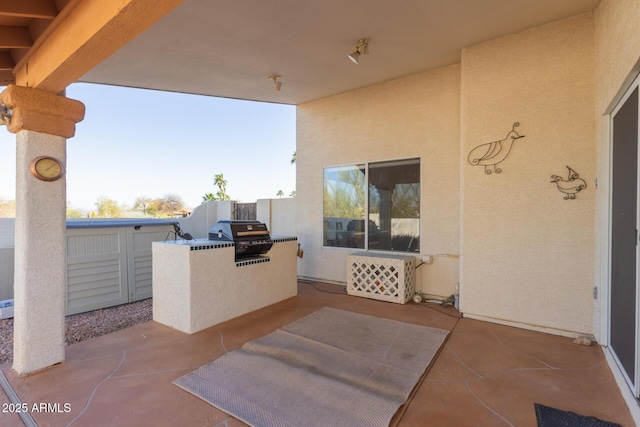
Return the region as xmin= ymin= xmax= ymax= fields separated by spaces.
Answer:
xmin=152 ymin=237 xmax=298 ymax=334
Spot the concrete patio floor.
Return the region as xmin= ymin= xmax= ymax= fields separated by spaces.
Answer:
xmin=0 ymin=281 xmax=635 ymax=426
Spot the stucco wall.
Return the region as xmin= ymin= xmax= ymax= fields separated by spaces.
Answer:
xmin=460 ymin=14 xmax=596 ymax=335
xmin=153 ymin=239 xmax=298 ymax=333
xmin=592 ymin=0 xmax=640 ymax=342
xmin=178 ymin=200 xmax=235 ymax=238
xmin=594 ymin=0 xmax=640 ymax=116
xmin=296 ymin=65 xmax=461 ymax=298
xmin=257 ymin=198 xmax=297 ymax=237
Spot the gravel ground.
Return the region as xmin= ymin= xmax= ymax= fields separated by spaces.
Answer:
xmin=0 ymin=298 xmax=152 ymax=365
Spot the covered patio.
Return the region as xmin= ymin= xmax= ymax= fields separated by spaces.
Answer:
xmin=2 ymin=0 xmax=640 ymax=425
xmin=1 ymin=282 xmax=633 ymax=426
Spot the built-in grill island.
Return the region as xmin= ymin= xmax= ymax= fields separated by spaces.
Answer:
xmin=208 ymin=220 xmax=273 ymax=261
xmin=152 ymin=219 xmax=297 ymax=334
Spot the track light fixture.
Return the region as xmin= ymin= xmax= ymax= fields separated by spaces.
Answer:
xmin=269 ymin=75 xmax=282 ymax=92
xmin=348 ymin=38 xmax=369 ymax=64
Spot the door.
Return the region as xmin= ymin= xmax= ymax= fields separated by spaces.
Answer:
xmin=126 ymin=226 xmax=175 ymax=302
xmin=67 ymin=224 xmax=175 ymax=314
xmin=610 ymin=81 xmax=639 ymax=394
xmin=67 ymin=227 xmax=128 ymax=315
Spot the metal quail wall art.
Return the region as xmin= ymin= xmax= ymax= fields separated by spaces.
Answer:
xmin=467 ymin=122 xmax=525 ymax=174
xmin=551 ymin=166 xmax=587 ymax=200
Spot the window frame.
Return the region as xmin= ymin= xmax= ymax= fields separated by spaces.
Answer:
xmin=322 ymin=157 xmax=420 ymax=254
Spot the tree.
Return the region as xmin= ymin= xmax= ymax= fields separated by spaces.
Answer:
xmin=131 ymin=194 xmax=187 ymax=217
xmin=150 ymin=194 xmax=185 ymax=217
xmin=391 ymin=183 xmax=420 ymax=218
xmin=323 ymin=167 xmax=366 ymax=219
xmin=133 ymin=196 xmax=154 ymax=215
xmin=0 ymin=198 xmax=15 ymax=217
xmin=276 ymin=190 xmax=284 ymax=198
xmin=95 ymin=196 xmax=123 ymax=218
xmin=214 ymin=173 xmax=230 ymax=200
xmin=291 ymin=151 xmax=296 ymax=164
xmin=66 ymin=202 xmax=86 ymax=218
xmin=290 ymin=190 xmax=296 ymax=197
xmin=202 ymin=173 xmax=230 ymax=201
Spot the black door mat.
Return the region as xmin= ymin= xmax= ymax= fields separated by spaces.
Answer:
xmin=535 ymin=403 xmax=622 ymax=427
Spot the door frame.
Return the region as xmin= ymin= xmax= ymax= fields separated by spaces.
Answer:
xmin=607 ymin=73 xmax=640 ymax=396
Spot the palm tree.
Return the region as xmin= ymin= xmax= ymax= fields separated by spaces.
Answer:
xmin=202 ymin=173 xmax=230 ymax=201
xmin=276 ymin=190 xmax=284 ymax=198
xmin=214 ymin=173 xmax=230 ymax=201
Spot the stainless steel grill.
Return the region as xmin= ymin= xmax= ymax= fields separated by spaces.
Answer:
xmin=208 ymin=220 xmax=273 ymax=261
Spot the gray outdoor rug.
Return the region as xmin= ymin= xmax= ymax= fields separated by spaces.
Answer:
xmin=174 ymin=307 xmax=449 ymax=427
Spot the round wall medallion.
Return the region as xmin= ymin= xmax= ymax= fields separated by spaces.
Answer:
xmin=29 ymin=156 xmax=65 ymax=182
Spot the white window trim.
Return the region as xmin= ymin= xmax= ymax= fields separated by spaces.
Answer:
xmin=322 ymin=157 xmax=420 ymax=254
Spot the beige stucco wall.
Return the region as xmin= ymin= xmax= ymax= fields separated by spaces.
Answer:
xmin=178 ymin=200 xmax=235 ymax=238
xmin=13 ymin=129 xmax=68 ymax=374
xmin=257 ymin=197 xmax=297 ymax=237
xmin=180 ymin=199 xmax=296 ymax=240
xmin=594 ymin=0 xmax=640 ymax=116
xmin=153 ymin=240 xmax=298 ymax=333
xmin=296 ymin=65 xmax=461 ymax=298
xmin=460 ymin=14 xmax=596 ymax=336
xmin=592 ymin=0 xmax=640 ymax=342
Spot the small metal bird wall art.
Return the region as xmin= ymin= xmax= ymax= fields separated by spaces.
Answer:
xmin=467 ymin=122 xmax=525 ymax=175
xmin=550 ymin=166 xmax=587 ymax=200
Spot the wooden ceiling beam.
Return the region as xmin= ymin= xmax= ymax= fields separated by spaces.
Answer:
xmin=0 ymin=69 xmax=14 ymax=84
xmin=0 ymin=26 xmax=32 ymax=48
xmin=0 ymin=0 xmax=58 ymax=19
xmin=14 ymin=0 xmax=185 ymax=93
xmin=0 ymin=51 xmax=14 ymax=69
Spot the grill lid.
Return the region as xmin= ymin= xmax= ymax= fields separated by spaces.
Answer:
xmin=208 ymin=220 xmax=270 ymax=241
xmin=208 ymin=220 xmax=273 ymax=260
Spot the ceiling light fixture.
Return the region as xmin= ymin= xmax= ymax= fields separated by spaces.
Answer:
xmin=348 ymin=38 xmax=369 ymax=64
xmin=269 ymin=75 xmax=282 ymax=92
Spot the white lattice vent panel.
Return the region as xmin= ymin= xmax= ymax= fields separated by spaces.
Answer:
xmin=347 ymin=252 xmax=416 ymax=304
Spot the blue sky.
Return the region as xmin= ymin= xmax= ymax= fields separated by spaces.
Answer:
xmin=0 ymin=83 xmax=296 ymax=211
